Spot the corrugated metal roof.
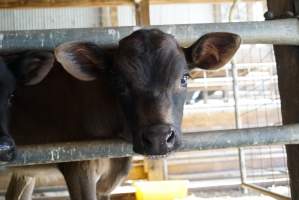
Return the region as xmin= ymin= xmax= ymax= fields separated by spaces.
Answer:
xmin=0 ymin=7 xmax=101 ymax=31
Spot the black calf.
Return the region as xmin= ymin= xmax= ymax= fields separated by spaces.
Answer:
xmin=0 ymin=52 xmax=54 ymax=162
xmin=0 ymin=58 xmax=16 ymax=161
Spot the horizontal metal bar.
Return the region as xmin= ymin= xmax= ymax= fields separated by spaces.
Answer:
xmin=241 ymin=183 xmax=291 ymax=200
xmin=1 ymin=123 xmax=299 ymax=167
xmin=0 ymin=19 xmax=298 ymax=52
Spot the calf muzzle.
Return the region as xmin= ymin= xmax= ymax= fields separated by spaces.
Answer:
xmin=135 ymin=124 xmax=179 ymax=156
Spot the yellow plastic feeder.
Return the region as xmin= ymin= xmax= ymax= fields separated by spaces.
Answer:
xmin=134 ymin=180 xmax=188 ymax=200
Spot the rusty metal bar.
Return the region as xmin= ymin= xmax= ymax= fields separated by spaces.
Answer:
xmin=1 ymin=123 xmax=299 ymax=167
xmin=0 ymin=19 xmax=298 ymax=52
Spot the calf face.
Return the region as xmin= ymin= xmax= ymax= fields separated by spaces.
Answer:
xmin=55 ymin=29 xmax=241 ymax=156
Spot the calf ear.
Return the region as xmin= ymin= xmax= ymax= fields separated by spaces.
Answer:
xmin=55 ymin=42 xmax=107 ymax=81
xmin=25 ymin=51 xmax=55 ymax=85
xmin=183 ymin=32 xmax=241 ymax=70
xmin=8 ymin=51 xmax=55 ymax=86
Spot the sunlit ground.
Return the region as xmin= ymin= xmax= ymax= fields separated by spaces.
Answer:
xmin=186 ymin=196 xmax=274 ymax=200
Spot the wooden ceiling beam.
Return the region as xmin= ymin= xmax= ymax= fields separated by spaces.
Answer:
xmin=0 ymin=0 xmax=133 ymax=9
xmin=0 ymin=0 xmax=264 ymax=9
xmin=151 ymin=0 xmax=263 ymax=4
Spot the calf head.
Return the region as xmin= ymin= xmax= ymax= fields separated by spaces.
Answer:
xmin=55 ymin=29 xmax=241 ymax=156
xmin=0 ymin=50 xmax=54 ymax=113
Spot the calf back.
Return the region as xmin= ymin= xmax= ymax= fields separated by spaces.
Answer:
xmin=10 ymin=63 xmax=127 ymax=145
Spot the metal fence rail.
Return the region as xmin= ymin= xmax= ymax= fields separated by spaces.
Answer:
xmin=0 ymin=19 xmax=298 ymax=52
xmin=1 ymin=123 xmax=299 ymax=167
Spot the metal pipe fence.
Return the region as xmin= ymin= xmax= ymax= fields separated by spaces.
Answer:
xmin=1 ymin=123 xmax=299 ymax=167
xmin=0 ymin=18 xmax=297 ymax=200
xmin=0 ymin=19 xmax=298 ymax=52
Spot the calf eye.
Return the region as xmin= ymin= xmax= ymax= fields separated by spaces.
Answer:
xmin=180 ymin=73 xmax=189 ymax=87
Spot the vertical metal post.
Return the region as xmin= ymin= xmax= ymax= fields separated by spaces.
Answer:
xmin=223 ymin=67 xmax=229 ymax=103
xmin=239 ymin=146 xmax=248 ymax=186
xmin=229 ymin=0 xmax=242 ymax=129
xmin=203 ymin=71 xmax=208 ymax=104
xmin=229 ymin=0 xmax=248 ymax=193
xmin=232 ymin=62 xmax=242 ymax=129
xmin=232 ymin=60 xmax=248 ymax=193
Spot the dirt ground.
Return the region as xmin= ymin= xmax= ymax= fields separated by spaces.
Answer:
xmin=0 ymin=189 xmax=282 ymax=200
xmin=187 ymin=196 xmax=274 ymax=200
xmin=188 ymin=188 xmax=276 ymax=200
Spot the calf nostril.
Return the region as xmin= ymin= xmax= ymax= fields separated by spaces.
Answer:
xmin=166 ymin=129 xmax=175 ymax=145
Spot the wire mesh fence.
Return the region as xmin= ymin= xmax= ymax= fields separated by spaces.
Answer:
xmin=179 ymin=42 xmax=289 ymax=199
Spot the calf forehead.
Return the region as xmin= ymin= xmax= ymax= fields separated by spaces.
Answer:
xmin=117 ymin=29 xmax=186 ymax=89
xmin=120 ymin=29 xmax=177 ymax=51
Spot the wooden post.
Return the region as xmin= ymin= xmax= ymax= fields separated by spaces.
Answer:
xmin=6 ymin=174 xmax=36 ymax=200
xmin=100 ymin=7 xmax=111 ymax=27
xmin=134 ymin=0 xmax=150 ymax=26
xmin=100 ymin=7 xmax=118 ymax=27
xmin=266 ymin=0 xmax=298 ymax=199
xmin=144 ymin=159 xmax=167 ymax=180
xmin=110 ymin=7 xmax=119 ymax=27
